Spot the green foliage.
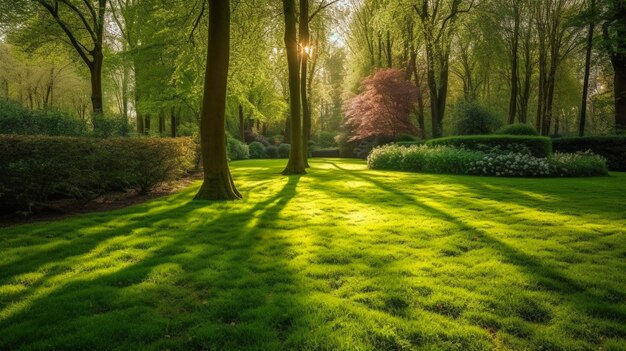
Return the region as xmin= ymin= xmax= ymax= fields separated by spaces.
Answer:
xmin=368 ymin=144 xmax=607 ymax=177
xmin=550 ymin=152 xmax=609 ymax=176
xmin=451 ymin=101 xmax=503 ymax=135
xmin=552 ymin=136 xmax=626 ymax=171
xmin=265 ymin=145 xmax=278 ymax=158
xmin=495 ymin=124 xmax=539 ymax=136
xmin=0 ymin=136 xmax=196 ymax=212
xmin=427 ymin=135 xmax=553 ymax=158
xmin=395 ymin=133 xmax=419 ymax=142
xmin=311 ymin=148 xmax=340 ymax=158
xmin=368 ymin=144 xmax=483 ymax=174
xmin=278 ymin=143 xmax=291 ymax=158
xmin=248 ymin=141 xmax=266 ymax=159
xmin=315 ymin=131 xmax=338 ymax=148
xmin=396 ymin=141 xmax=426 ymax=147
xmin=226 ymin=135 xmax=250 ymax=161
xmin=0 ymin=100 xmax=86 ymax=136
xmin=336 ymin=132 xmax=356 ymax=158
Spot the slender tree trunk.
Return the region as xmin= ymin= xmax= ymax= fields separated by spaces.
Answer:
xmin=170 ymin=106 xmax=177 ymax=137
xmin=90 ymin=50 xmax=104 ymax=117
xmin=386 ymin=30 xmax=393 ymax=68
xmin=518 ymin=27 xmax=532 ymax=124
xmin=282 ymin=0 xmax=306 ymax=175
xmin=579 ymin=0 xmax=595 ymax=136
xmin=158 ymin=110 xmax=165 ymax=135
xmin=144 ymin=114 xmax=151 ymax=134
xmin=195 ymin=0 xmax=240 ymax=200
xmin=508 ymin=2 xmax=520 ymax=124
xmin=300 ymin=0 xmax=311 ymax=168
xmin=615 ymin=62 xmax=626 ymax=133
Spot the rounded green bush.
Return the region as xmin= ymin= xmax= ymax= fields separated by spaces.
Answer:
xmin=495 ymin=124 xmax=539 ymax=136
xmin=265 ymin=145 xmax=279 ymax=159
xmin=248 ymin=141 xmax=266 ymax=159
xmin=452 ymin=101 xmax=503 ymax=135
xmin=227 ymin=136 xmax=249 ymax=161
xmin=278 ymin=143 xmax=291 ymax=158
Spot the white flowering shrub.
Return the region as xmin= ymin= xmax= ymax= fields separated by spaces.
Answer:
xmin=368 ymin=145 xmax=608 ymax=177
xmin=468 ymin=153 xmax=551 ymax=177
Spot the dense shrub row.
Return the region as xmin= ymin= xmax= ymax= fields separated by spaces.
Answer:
xmin=495 ymin=123 xmax=539 ymax=136
xmin=0 ymin=135 xmax=197 ymax=212
xmin=0 ymin=100 xmax=129 ymax=137
xmin=0 ymin=100 xmax=87 ymax=136
xmin=552 ymin=136 xmax=626 ymax=171
xmin=368 ymin=144 xmax=608 ymax=177
xmin=427 ymin=135 xmax=552 ymax=158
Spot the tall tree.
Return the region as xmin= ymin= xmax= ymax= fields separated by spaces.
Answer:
xmin=282 ymin=0 xmax=306 ymax=175
xmin=413 ymin=0 xmax=475 ymax=138
xmin=34 ymin=0 xmax=108 ymax=117
xmin=599 ymin=0 xmax=626 ymax=132
xmin=579 ymin=0 xmax=596 ymax=136
xmin=195 ymin=0 xmax=241 ymax=200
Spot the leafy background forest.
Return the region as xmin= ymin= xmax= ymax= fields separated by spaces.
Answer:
xmin=0 ymin=0 xmax=624 ymax=148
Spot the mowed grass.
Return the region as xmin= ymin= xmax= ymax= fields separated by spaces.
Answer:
xmin=1 ymin=159 xmax=626 ymax=351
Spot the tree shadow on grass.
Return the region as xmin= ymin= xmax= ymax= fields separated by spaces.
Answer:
xmin=0 ymin=176 xmax=308 ymax=350
xmin=323 ymin=162 xmax=626 ymax=328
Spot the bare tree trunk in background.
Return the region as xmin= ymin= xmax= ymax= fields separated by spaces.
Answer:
xmin=195 ymin=0 xmax=241 ymax=200
xmin=282 ymin=0 xmax=307 ymax=175
xmin=170 ymin=106 xmax=177 ymax=137
xmin=579 ymin=0 xmax=595 ymax=136
xmin=508 ymin=0 xmax=520 ymax=124
xmin=386 ymin=30 xmax=393 ymax=68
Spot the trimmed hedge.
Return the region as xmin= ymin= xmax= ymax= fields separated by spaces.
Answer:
xmin=495 ymin=123 xmax=539 ymax=136
xmin=552 ymin=136 xmax=626 ymax=171
xmin=0 ymin=101 xmax=87 ymax=136
xmin=427 ymin=135 xmax=552 ymax=158
xmin=396 ymin=141 xmax=425 ymax=147
xmin=278 ymin=144 xmax=291 ymax=158
xmin=0 ymin=135 xmax=197 ymax=213
xmin=312 ymin=148 xmax=340 ymax=158
xmin=248 ymin=141 xmax=266 ymax=159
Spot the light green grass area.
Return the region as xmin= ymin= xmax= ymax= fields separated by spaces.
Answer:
xmin=1 ymin=159 xmax=626 ymax=350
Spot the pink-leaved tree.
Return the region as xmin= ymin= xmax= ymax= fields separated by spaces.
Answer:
xmin=343 ymin=69 xmax=420 ymax=141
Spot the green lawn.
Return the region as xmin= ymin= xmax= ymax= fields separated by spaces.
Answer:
xmin=1 ymin=159 xmax=625 ymax=351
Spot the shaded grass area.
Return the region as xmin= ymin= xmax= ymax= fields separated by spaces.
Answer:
xmin=1 ymin=158 xmax=625 ymax=350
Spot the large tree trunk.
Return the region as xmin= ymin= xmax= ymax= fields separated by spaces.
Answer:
xmin=299 ymin=0 xmax=311 ymax=168
xmin=195 ymin=0 xmax=241 ymax=201
xmin=282 ymin=0 xmax=306 ymax=175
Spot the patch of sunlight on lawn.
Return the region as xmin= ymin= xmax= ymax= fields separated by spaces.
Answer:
xmin=1 ymin=158 xmax=625 ymax=351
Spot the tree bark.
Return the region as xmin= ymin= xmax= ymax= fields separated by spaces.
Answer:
xmin=195 ymin=0 xmax=241 ymax=201
xmin=300 ymin=0 xmax=311 ymax=168
xmin=170 ymin=106 xmax=177 ymax=137
xmin=579 ymin=0 xmax=594 ymax=136
xmin=282 ymin=0 xmax=306 ymax=175
xmin=508 ymin=1 xmax=520 ymax=124
xmin=615 ymin=62 xmax=626 ymax=133
xmin=90 ymin=50 xmax=104 ymax=117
